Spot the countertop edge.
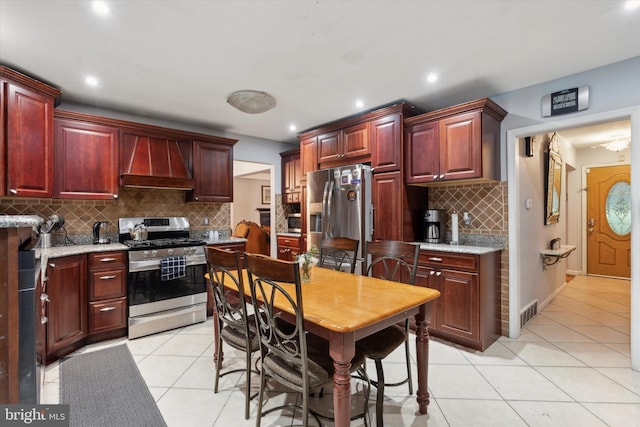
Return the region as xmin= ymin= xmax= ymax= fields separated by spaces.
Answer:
xmin=416 ymin=242 xmax=503 ymax=255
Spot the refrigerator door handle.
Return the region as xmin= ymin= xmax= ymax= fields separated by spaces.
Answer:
xmin=370 ymin=204 xmax=375 ymax=240
xmin=326 ymin=181 xmax=334 ymax=238
xmin=322 ymin=181 xmax=330 ymax=239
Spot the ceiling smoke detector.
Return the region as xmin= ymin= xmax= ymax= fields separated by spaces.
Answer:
xmin=227 ymin=90 xmax=276 ymax=114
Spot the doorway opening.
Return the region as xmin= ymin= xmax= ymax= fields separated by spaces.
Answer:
xmin=506 ymin=106 xmax=639 ymax=371
xmin=232 ymin=160 xmax=275 ymax=256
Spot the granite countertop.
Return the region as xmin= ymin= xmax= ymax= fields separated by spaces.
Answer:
xmin=0 ymin=215 xmax=44 ymax=228
xmin=36 ymin=243 xmax=129 ymax=260
xmin=416 ymin=242 xmax=503 ymax=255
xmin=203 ymin=236 xmax=248 ymax=245
xmin=277 ymin=232 xmax=302 ymax=238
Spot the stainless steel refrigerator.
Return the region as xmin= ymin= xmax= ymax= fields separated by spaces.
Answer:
xmin=306 ymin=164 xmax=373 ymax=273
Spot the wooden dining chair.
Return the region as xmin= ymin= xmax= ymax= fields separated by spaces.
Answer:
xmin=356 ymin=240 xmax=420 ymax=427
xmin=245 ymin=253 xmax=369 ymax=427
xmin=318 ymin=236 xmax=360 ymax=273
xmin=205 ymin=246 xmax=260 ymax=420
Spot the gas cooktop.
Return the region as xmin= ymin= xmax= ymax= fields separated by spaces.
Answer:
xmin=122 ymin=237 xmax=206 ymax=250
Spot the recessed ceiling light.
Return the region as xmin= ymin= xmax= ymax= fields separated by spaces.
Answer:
xmin=85 ymin=76 xmax=99 ymax=87
xmin=289 ymin=124 xmax=297 ymax=132
xmin=92 ymin=0 xmax=110 ymax=16
xmin=355 ymin=99 xmax=364 ymax=109
xmin=426 ymin=73 xmax=438 ymax=83
xmin=624 ymin=1 xmax=640 ymax=11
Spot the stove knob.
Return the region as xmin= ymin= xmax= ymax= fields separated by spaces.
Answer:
xmin=143 ymin=250 xmax=150 ymax=257
xmin=151 ymin=250 xmax=158 ymax=257
xmin=168 ymin=249 xmax=174 ymax=255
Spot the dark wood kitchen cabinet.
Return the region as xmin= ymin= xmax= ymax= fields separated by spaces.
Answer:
xmin=280 ymin=148 xmax=301 ymax=203
xmin=405 ymin=98 xmax=507 ymax=185
xmin=416 ymin=249 xmax=500 ymax=351
xmin=45 ymin=254 xmax=88 ymax=361
xmin=54 ymin=113 xmax=120 ymax=199
xmin=187 ymin=139 xmax=234 ymax=202
xmin=317 ymin=122 xmax=370 ymax=166
xmin=87 ymin=251 xmax=127 ymax=336
xmin=300 ymin=135 xmax=318 ymax=178
xmin=0 ymin=66 xmax=60 ymax=198
xmin=372 ymin=171 xmax=427 ymax=242
xmin=370 ymin=113 xmax=402 ymax=173
xmin=277 ymin=235 xmax=301 ymax=261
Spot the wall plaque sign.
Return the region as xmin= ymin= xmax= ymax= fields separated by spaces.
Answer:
xmin=541 ymin=86 xmax=589 ymax=117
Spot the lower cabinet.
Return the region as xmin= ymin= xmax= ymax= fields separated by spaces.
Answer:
xmin=45 ymin=255 xmax=88 ymax=360
xmin=277 ymin=235 xmax=301 ymax=261
xmin=416 ymin=249 xmax=500 ymax=351
xmin=45 ymin=251 xmax=127 ymax=363
xmin=87 ymin=252 xmax=127 ymax=336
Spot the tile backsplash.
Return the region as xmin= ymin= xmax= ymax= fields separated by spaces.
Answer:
xmin=0 ymin=187 xmax=230 ymax=237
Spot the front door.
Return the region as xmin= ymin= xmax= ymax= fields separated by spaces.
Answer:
xmin=586 ymin=165 xmax=631 ymax=278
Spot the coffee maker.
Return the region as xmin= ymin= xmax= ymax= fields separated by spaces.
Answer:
xmin=93 ymin=221 xmax=110 ymax=244
xmin=423 ymin=209 xmax=446 ymax=243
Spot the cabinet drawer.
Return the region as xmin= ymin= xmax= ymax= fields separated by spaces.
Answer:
xmin=89 ymin=297 xmax=127 ymax=334
xmin=419 ymin=251 xmax=478 ymax=271
xmin=89 ymin=269 xmax=126 ymax=300
xmin=88 ymin=251 xmax=127 ymax=269
xmin=277 ymin=236 xmax=300 ymax=249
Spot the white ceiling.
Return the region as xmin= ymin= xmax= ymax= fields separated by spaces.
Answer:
xmin=1 ymin=0 xmax=639 ymax=145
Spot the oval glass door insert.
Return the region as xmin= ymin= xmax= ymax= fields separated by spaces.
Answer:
xmin=605 ymin=181 xmax=631 ymax=235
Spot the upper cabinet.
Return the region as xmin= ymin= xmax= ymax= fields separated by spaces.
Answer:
xmin=187 ymin=139 xmax=234 ymax=202
xmin=0 ymin=66 xmax=60 ymax=198
xmin=280 ymin=148 xmax=301 ymax=204
xmin=317 ymin=121 xmax=370 ymax=166
xmin=50 ymin=109 xmax=237 ymax=200
xmin=405 ymin=98 xmax=507 ymax=185
xmin=54 ymin=112 xmax=120 ymax=200
xmin=298 ymin=103 xmax=419 ymax=172
xmin=300 ymin=135 xmax=318 ymax=178
xmin=370 ymin=113 xmax=402 ymax=173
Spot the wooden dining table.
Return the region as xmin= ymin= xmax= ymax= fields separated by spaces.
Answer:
xmin=211 ymin=266 xmax=440 ymax=426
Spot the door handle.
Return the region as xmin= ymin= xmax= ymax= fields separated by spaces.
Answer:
xmin=588 ymin=218 xmax=595 ymax=233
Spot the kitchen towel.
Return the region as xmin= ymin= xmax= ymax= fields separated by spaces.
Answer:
xmin=160 ymin=255 xmax=187 ymax=281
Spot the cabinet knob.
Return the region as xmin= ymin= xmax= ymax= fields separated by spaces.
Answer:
xmin=49 ymin=263 xmax=56 ymax=268
xmin=40 ymin=293 xmax=50 ymax=302
xmin=100 ymin=306 xmax=117 ymax=312
xmin=429 ymin=271 xmax=435 ymax=276
xmin=436 ymin=272 xmax=442 ymax=277
xmin=113 ymin=194 xmax=119 ymax=199
xmin=9 ymin=189 xmax=18 ymax=194
xmin=41 ymin=316 xmax=48 ymax=324
xmin=439 ymin=174 xmax=445 ymax=179
xmin=432 ymin=175 xmax=438 ymax=180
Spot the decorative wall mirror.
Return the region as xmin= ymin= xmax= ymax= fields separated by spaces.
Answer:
xmin=545 ymin=133 xmax=563 ymax=225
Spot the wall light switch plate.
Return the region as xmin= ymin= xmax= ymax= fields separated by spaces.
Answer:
xmin=525 ymin=199 xmax=532 ymax=209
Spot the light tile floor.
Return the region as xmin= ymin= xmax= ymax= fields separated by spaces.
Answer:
xmin=42 ymin=275 xmax=639 ymax=426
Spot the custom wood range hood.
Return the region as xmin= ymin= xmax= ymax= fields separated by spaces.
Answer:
xmin=120 ymin=133 xmax=195 ymax=190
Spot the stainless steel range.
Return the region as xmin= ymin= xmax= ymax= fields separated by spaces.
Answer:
xmin=119 ymin=217 xmax=207 ymax=339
